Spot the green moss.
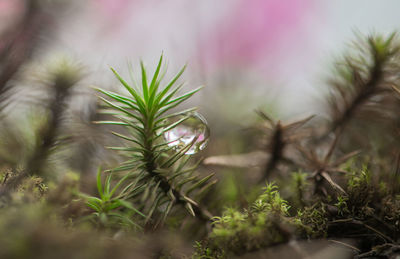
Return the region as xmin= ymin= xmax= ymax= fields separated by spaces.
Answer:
xmin=195 ymin=183 xmax=295 ymax=258
xmin=294 ymin=163 xmax=400 ymax=256
xmin=295 ymin=202 xmax=329 ymax=238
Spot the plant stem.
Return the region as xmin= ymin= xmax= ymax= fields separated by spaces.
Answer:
xmin=143 ymin=113 xmax=213 ymax=222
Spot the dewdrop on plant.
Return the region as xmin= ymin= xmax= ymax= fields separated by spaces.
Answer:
xmin=163 ymin=112 xmax=210 ymax=155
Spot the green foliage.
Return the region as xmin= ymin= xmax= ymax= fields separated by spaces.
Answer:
xmin=295 ymin=202 xmax=329 ymax=238
xmin=346 ymin=166 xmax=375 ymax=215
xmin=195 ymin=183 xmax=294 ymax=258
xmin=290 ymin=171 xmax=308 ymax=208
xmin=334 ymin=195 xmax=349 ymax=216
xmin=80 ymin=168 xmax=145 ymax=230
xmin=251 ymin=182 xmax=290 ymax=214
xmin=296 ymin=163 xmax=400 ymax=251
xmin=95 ymin=55 xmax=213 ymax=226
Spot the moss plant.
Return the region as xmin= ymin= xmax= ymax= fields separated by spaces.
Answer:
xmin=90 ymin=55 xmax=214 ymax=228
xmin=79 ymin=168 xmax=145 ymax=230
xmin=194 ymin=183 xmax=296 ymax=258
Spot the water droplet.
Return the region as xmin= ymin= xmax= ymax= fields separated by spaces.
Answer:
xmin=162 ymin=112 xmax=210 ymax=155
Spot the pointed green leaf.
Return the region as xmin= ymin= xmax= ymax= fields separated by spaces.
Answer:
xmin=154 ymin=107 xmax=197 ymax=127
xmin=111 ymin=131 xmax=145 ymax=148
xmin=160 ymin=136 xmax=199 ymax=168
xmin=185 ymin=173 xmax=215 ymax=196
xmin=157 ymin=87 xmax=203 ymax=116
xmin=104 ymin=173 xmax=113 ymax=198
xmin=154 ymin=65 xmax=186 ymax=104
xmin=177 ymin=176 xmax=197 ymax=189
xmin=155 ymin=83 xmax=183 ymax=110
xmin=157 ymin=115 xmax=189 ymax=135
xmin=86 ymin=200 xmax=101 ymax=212
xmin=164 ymin=86 xmax=203 ymax=106
xmin=110 ymin=67 xmax=146 ymax=113
xmin=98 ymin=96 xmax=142 ymax=122
xmin=196 ymin=179 xmax=218 ymax=199
xmin=96 ymin=168 xmax=104 ymax=199
xmin=109 ymin=173 xmax=131 ymax=197
xmin=140 ymin=60 xmax=149 ymax=102
xmin=145 ymin=194 xmax=163 ymax=223
xmin=117 ymin=199 xmax=147 ymax=218
xmin=96 ymin=88 xmax=139 ymax=111
xmin=94 ymin=121 xmax=129 ymax=126
xmin=148 ymin=54 xmax=163 ymax=107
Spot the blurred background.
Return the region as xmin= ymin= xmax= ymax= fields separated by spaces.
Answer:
xmin=2 ymin=0 xmax=400 ymax=119
xmin=1 ymin=0 xmax=400 ymax=169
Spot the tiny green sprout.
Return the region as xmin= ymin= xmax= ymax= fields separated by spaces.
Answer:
xmin=81 ymin=168 xmax=145 ymax=230
xmin=253 ymin=182 xmax=290 ymax=215
xmin=335 ymin=195 xmax=350 ymax=216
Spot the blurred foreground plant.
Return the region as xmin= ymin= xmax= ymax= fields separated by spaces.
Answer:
xmin=0 ymin=58 xmax=81 ymax=197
